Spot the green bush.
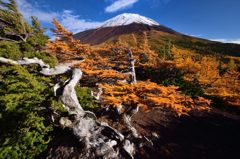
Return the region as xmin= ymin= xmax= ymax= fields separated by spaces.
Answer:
xmin=0 ymin=65 xmax=54 ymax=159
xmin=162 ymin=77 xmax=204 ymax=97
xmin=27 ymin=33 xmax=48 ymax=52
xmin=0 ymin=41 xmax=22 ymax=59
xmin=75 ymin=86 xmax=100 ymax=111
xmin=20 ymin=42 xmax=35 ymax=52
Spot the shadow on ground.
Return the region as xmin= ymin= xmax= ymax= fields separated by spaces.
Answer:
xmin=39 ymin=108 xmax=240 ymax=159
xmin=133 ymin=108 xmax=240 ymax=159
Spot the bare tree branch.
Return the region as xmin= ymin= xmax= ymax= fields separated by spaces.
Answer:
xmin=91 ymin=87 xmax=103 ymax=100
xmin=0 ymin=17 xmax=13 ymax=26
xmin=0 ymin=36 xmax=19 ymax=43
xmin=0 ymin=56 xmax=136 ymax=158
xmin=128 ymin=49 xmax=137 ymax=84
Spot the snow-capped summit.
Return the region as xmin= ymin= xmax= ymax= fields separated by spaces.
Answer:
xmin=100 ymin=13 xmax=160 ymax=28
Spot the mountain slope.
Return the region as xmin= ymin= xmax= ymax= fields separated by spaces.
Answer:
xmin=74 ymin=13 xmax=177 ymax=45
xmin=74 ymin=23 xmax=178 ymax=45
xmin=74 ymin=13 xmax=240 ymax=57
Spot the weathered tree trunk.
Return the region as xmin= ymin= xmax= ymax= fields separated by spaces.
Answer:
xmin=121 ymin=50 xmax=140 ymax=138
xmin=128 ymin=49 xmax=137 ymax=84
xmin=123 ymin=105 xmax=140 ymax=138
xmin=0 ymin=56 xmax=136 ymax=159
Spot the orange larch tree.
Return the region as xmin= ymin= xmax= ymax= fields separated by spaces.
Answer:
xmin=47 ymin=19 xmax=211 ymax=138
xmin=47 ymin=19 xmax=91 ymax=61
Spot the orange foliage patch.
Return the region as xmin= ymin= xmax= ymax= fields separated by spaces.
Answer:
xmin=100 ymin=81 xmax=211 ymax=116
xmin=172 ymin=46 xmax=240 ymax=106
xmin=46 ymin=19 xmax=91 ymax=61
xmin=47 ymin=19 xmax=213 ymax=115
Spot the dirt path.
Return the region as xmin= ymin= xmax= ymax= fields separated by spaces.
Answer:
xmin=133 ymin=108 xmax=240 ymax=159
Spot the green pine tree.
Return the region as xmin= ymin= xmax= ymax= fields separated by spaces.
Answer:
xmin=26 ymin=16 xmax=48 ymax=51
xmin=0 ymin=0 xmax=32 ymax=42
xmin=0 ymin=65 xmax=55 ymax=159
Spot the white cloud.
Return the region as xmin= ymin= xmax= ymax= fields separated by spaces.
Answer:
xmin=105 ymin=0 xmax=139 ymax=13
xmin=16 ymin=0 xmax=59 ymax=23
xmin=186 ymin=33 xmax=203 ymax=37
xmin=60 ymin=10 xmax=103 ymax=33
xmin=210 ymin=39 xmax=240 ymax=44
xmin=14 ymin=0 xmax=102 ymax=33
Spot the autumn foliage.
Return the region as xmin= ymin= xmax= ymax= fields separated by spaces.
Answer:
xmin=46 ymin=19 xmax=213 ymax=116
xmin=172 ymin=46 xmax=240 ymax=106
xmin=100 ymin=81 xmax=210 ymax=116
xmin=47 ymin=19 xmax=90 ymax=61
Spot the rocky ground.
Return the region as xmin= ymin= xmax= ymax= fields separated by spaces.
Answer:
xmin=38 ymin=108 xmax=240 ymax=159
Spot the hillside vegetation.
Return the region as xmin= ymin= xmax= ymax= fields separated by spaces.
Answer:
xmin=101 ymin=31 xmax=240 ymax=108
xmin=0 ymin=1 xmax=239 ymax=159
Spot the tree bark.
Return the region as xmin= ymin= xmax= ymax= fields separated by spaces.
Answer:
xmin=127 ymin=49 xmax=137 ymax=84
xmin=0 ymin=56 xmax=136 ymax=159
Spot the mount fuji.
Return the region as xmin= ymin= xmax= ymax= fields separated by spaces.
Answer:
xmin=74 ymin=13 xmax=240 ymax=56
xmin=74 ymin=13 xmax=177 ymax=45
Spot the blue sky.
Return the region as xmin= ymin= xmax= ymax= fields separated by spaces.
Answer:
xmin=16 ymin=0 xmax=240 ymax=43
